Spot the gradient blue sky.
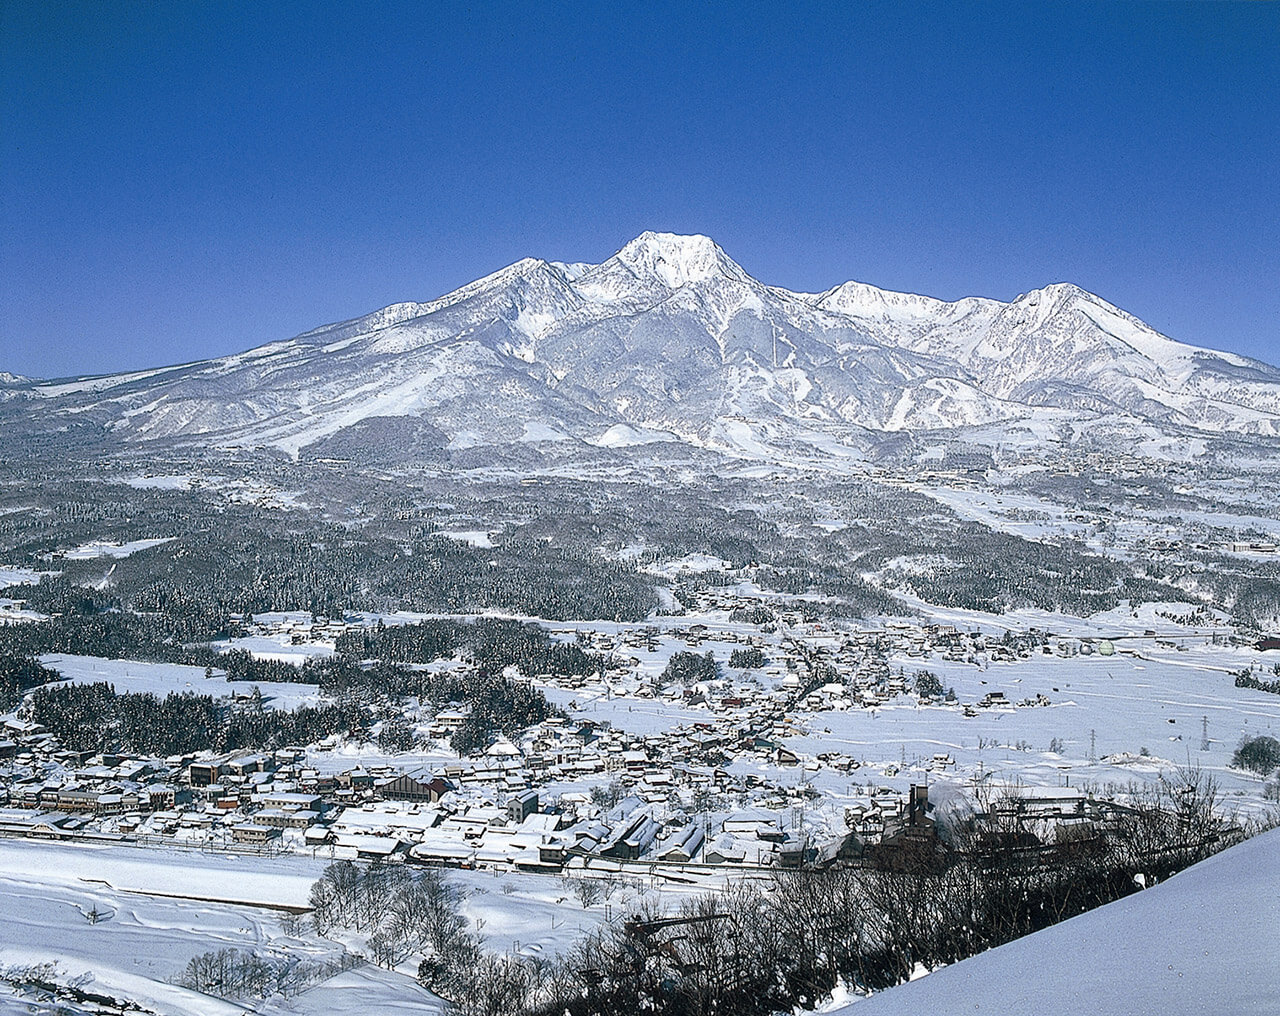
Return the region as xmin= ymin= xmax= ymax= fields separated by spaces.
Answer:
xmin=2 ymin=1 xmax=1277 ymax=379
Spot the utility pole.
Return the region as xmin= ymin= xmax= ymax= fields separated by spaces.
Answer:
xmin=1089 ymin=728 xmax=1097 ymax=763
xmin=1201 ymin=715 xmax=1210 ymax=752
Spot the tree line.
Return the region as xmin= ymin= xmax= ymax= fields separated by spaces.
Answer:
xmin=0 ymin=652 xmax=58 ymax=712
xmin=24 ymin=682 xmax=371 ymax=755
xmin=179 ymin=947 xmax=363 ymax=1001
xmin=1234 ymin=669 xmax=1280 ymax=696
xmin=335 ymin=617 xmax=603 ymax=677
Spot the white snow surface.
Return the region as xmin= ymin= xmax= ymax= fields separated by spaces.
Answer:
xmin=833 ymin=826 xmax=1280 ymax=1015
xmin=39 ymin=653 xmax=326 ymax=709
xmin=0 ymin=567 xmax=43 ymax=588
xmin=589 ymin=422 xmax=680 ymax=447
xmin=432 ymin=529 xmax=496 ymax=549
xmin=61 ymin=537 xmax=175 ymax=560
xmin=0 ymin=838 xmax=449 ymax=1015
xmin=0 ymin=840 xmax=315 ymax=1014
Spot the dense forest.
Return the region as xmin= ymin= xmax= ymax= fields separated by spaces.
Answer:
xmin=335 ymin=617 xmax=601 ymax=676
xmin=0 ymin=466 xmax=1228 ymax=640
xmin=26 ymin=681 xmax=371 ymax=755
xmin=0 ymin=652 xmax=58 ymax=712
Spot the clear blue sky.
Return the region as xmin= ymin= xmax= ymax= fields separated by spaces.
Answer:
xmin=2 ymin=0 xmax=1277 ymax=378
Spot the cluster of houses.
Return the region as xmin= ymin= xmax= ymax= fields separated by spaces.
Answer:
xmin=0 ymin=716 xmax=865 ymax=870
xmin=0 ymin=692 xmax=1113 ymax=871
xmin=0 ymin=594 xmax=1137 ymax=875
xmin=236 ymin=612 xmax=358 ymax=647
xmin=3 ymin=681 xmax=1089 ymax=875
xmin=538 ymin=604 xmax=1051 ymax=736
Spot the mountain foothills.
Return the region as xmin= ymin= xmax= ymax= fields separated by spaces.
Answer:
xmin=5 ymin=232 xmax=1279 ymax=467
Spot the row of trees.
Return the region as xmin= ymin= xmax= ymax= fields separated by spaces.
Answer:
xmin=1234 ymin=670 xmax=1280 ymax=696
xmin=661 ymin=651 xmax=719 ymax=686
xmin=335 ymin=617 xmax=603 ymax=677
xmin=25 ymin=682 xmax=371 ymax=755
xmin=727 ymin=647 xmax=765 ymax=669
xmin=178 ymin=946 xmax=363 ymax=1000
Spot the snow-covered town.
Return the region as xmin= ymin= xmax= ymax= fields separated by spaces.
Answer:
xmin=1 ymin=574 xmax=1278 ymax=1016
xmin=3 ymin=587 xmax=1276 ymax=872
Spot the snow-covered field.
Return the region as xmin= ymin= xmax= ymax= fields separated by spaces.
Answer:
xmin=0 ymin=566 xmax=44 ymax=588
xmin=213 ymin=633 xmax=338 ymax=664
xmin=0 ymin=838 xmax=321 ymax=908
xmin=38 ymin=654 xmax=327 ymax=710
xmin=833 ymin=825 xmax=1280 ymax=1015
xmin=539 ymin=684 xmax=721 ymax=736
xmin=0 ymin=840 xmax=320 ymax=1015
xmin=61 ymin=538 xmax=176 ymax=560
xmin=786 ymin=643 xmax=1279 ymax=799
xmin=432 ymin=530 xmax=497 ymax=548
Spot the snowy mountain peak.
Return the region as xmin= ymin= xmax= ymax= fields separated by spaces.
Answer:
xmin=1017 ymin=281 xmax=1091 ymax=303
xmin=455 ymin=256 xmax=554 ymax=297
xmin=815 ymin=280 xmax=953 ymax=321
xmin=1011 ymin=281 xmax=1110 ymax=316
xmin=997 ymin=282 xmax=1188 ymax=361
xmin=607 ymin=231 xmax=751 ymax=289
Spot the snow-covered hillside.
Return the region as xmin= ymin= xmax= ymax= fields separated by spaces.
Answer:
xmin=6 ymin=232 xmax=1279 ymax=461
xmin=833 ymin=825 xmax=1280 ymax=1016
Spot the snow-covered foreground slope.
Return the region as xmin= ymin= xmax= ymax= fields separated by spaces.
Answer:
xmin=6 ymin=232 xmax=1280 ymax=464
xmin=834 ymin=826 xmax=1280 ymax=1016
xmin=0 ymin=839 xmax=446 ymax=1015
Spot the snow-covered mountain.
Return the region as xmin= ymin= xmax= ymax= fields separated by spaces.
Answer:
xmin=5 ymin=232 xmax=1279 ymax=463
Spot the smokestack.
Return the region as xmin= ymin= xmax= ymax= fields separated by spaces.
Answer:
xmin=909 ymin=784 xmax=929 ymax=825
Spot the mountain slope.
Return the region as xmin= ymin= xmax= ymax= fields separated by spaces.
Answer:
xmin=5 ymin=232 xmax=1278 ymax=463
xmin=833 ymin=826 xmax=1280 ymax=1016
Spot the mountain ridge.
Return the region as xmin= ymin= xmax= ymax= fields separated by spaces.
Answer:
xmin=6 ymin=232 xmax=1279 ymax=464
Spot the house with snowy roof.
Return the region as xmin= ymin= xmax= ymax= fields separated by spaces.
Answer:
xmin=656 ymin=821 xmax=706 ymax=862
xmin=378 ymin=770 xmax=455 ymax=803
